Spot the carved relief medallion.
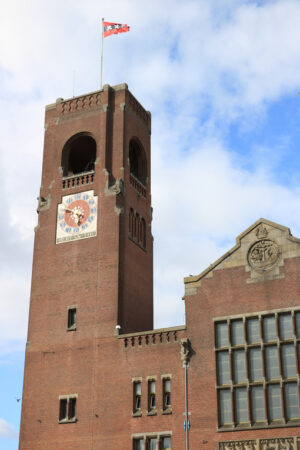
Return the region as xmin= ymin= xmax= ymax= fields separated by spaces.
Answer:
xmin=248 ymin=239 xmax=281 ymax=272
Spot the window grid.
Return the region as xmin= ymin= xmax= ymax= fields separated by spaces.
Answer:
xmin=215 ymin=308 xmax=300 ymax=430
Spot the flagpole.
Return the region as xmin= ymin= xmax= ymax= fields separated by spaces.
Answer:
xmin=100 ymin=18 xmax=104 ymax=89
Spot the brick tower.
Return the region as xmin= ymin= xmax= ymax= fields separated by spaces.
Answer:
xmin=19 ymin=84 xmax=154 ymax=449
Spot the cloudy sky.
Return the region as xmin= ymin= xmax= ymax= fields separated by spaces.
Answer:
xmin=2 ymin=0 xmax=300 ymax=447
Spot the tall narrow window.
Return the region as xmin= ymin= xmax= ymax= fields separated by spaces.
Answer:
xmin=218 ymin=389 xmax=232 ymax=426
xmin=161 ymin=436 xmax=171 ymax=450
xmin=231 ymin=319 xmax=244 ymax=346
xmin=251 ymin=386 xmax=265 ymax=422
xmin=59 ymin=395 xmax=77 ymax=423
xmin=267 ymin=384 xmax=282 ymax=421
xmin=133 ymin=381 xmax=141 ymax=414
xmin=67 ymin=307 xmax=77 ymax=330
xmin=148 ymin=380 xmax=156 ymax=412
xmin=284 ymin=383 xmax=300 ymax=420
xmin=148 ymin=438 xmax=157 ymax=450
xmin=163 ymin=378 xmax=171 ymax=410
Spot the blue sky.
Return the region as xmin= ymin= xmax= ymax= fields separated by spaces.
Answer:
xmin=2 ymin=0 xmax=300 ymax=447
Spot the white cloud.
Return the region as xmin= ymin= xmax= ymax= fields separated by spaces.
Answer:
xmin=0 ymin=418 xmax=18 ymax=440
xmin=1 ymin=0 xmax=300 ymax=347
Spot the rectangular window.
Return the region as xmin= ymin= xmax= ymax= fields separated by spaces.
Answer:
xmin=148 ymin=438 xmax=157 ymax=450
xmin=218 ymin=389 xmax=232 ymax=426
xmin=267 ymin=384 xmax=283 ymax=421
xmin=281 ymin=344 xmax=297 ymax=378
xmin=148 ymin=380 xmax=156 ymax=411
xmin=163 ymin=378 xmax=171 ymax=410
xmin=265 ymin=346 xmax=280 ymax=380
xmin=133 ymin=381 xmax=141 ymax=413
xmin=161 ymin=436 xmax=171 ymax=450
xmin=67 ymin=307 xmax=77 ymax=330
xmin=263 ymin=316 xmax=277 ymax=342
xmin=134 ymin=439 xmax=145 ymax=450
xmin=284 ymin=383 xmax=300 ymax=420
xmin=247 ymin=318 xmax=260 ymax=344
xmin=248 ymin=347 xmax=263 ymax=382
xmin=233 ymin=350 xmax=246 ymax=384
xmin=216 ymin=322 xmax=229 ymax=347
xmin=279 ymin=313 xmax=293 ymax=340
xmin=217 ymin=351 xmax=230 ymax=385
xmin=231 ymin=319 xmax=244 ymax=346
xmin=251 ymin=386 xmax=265 ymax=422
xmin=215 ymin=308 xmax=300 ymax=430
xmin=235 ymin=387 xmax=249 ymax=424
xmin=59 ymin=395 xmax=77 ymax=422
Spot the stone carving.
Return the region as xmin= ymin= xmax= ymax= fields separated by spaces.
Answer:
xmin=106 ymin=178 xmax=124 ymax=196
xmin=180 ymin=338 xmax=190 ymax=367
xmin=219 ymin=441 xmax=257 ymax=450
xmin=219 ymin=438 xmax=298 ymax=450
xmin=37 ymin=195 xmax=50 ymax=212
xmin=248 ymin=239 xmax=281 ymax=272
xmin=256 ymin=224 xmax=269 ymax=239
xmin=260 ymin=437 xmax=295 ymax=450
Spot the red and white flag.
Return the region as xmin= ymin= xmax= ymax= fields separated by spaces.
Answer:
xmin=103 ymin=21 xmax=130 ymax=38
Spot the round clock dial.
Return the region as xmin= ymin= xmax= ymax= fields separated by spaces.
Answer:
xmin=56 ymin=190 xmax=98 ymax=243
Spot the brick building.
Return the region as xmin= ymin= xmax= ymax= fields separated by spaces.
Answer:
xmin=19 ymin=84 xmax=300 ymax=449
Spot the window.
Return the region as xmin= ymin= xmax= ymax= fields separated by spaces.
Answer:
xmin=67 ymin=307 xmax=76 ymax=330
xmin=133 ymin=435 xmax=171 ymax=450
xmin=163 ymin=378 xmax=171 ymax=411
xmin=129 ymin=139 xmax=147 ymax=186
xmin=215 ymin=308 xmax=300 ymax=430
xmin=133 ymin=381 xmax=142 ymax=415
xmin=133 ymin=438 xmax=144 ymax=450
xmin=61 ymin=134 xmax=96 ymax=176
xmin=59 ymin=395 xmax=77 ymax=423
xmin=129 ymin=209 xmax=146 ymax=250
xmin=148 ymin=380 xmax=156 ymax=413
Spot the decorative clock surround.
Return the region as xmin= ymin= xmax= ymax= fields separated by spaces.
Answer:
xmin=56 ymin=190 xmax=98 ymax=244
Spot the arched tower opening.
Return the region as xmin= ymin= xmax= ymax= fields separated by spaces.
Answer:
xmin=61 ymin=134 xmax=96 ymax=177
xmin=129 ymin=139 xmax=147 ymax=186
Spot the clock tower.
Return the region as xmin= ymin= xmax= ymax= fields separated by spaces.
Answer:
xmin=19 ymin=84 xmax=154 ymax=448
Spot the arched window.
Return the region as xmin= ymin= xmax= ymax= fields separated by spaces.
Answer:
xmin=61 ymin=134 xmax=96 ymax=176
xmin=129 ymin=139 xmax=147 ymax=186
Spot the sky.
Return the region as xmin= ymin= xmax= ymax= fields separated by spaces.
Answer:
xmin=2 ymin=0 xmax=300 ymax=447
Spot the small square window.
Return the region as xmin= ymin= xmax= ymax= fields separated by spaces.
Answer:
xmin=67 ymin=307 xmax=77 ymax=330
xmin=59 ymin=395 xmax=77 ymax=422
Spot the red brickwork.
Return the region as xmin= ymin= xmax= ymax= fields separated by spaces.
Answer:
xmin=19 ymin=86 xmax=300 ymax=449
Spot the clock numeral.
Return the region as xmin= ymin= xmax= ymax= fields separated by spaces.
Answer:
xmin=75 ymin=194 xmax=81 ymax=199
xmin=67 ymin=198 xmax=73 ymax=204
xmin=66 ymin=227 xmax=72 ymax=233
xmin=83 ymin=194 xmax=89 ymax=200
xmin=89 ymin=199 xmax=94 ymax=205
xmin=82 ymin=223 xmax=88 ymax=230
xmin=74 ymin=227 xmax=80 ymax=233
xmin=88 ymin=216 xmax=94 ymax=223
xmin=90 ymin=207 xmax=96 ymax=213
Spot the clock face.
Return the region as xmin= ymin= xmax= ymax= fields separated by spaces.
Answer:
xmin=56 ymin=190 xmax=98 ymax=244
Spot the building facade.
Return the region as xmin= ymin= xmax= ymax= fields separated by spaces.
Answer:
xmin=19 ymin=84 xmax=300 ymax=449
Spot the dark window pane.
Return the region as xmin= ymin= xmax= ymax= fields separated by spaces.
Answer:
xmin=231 ymin=320 xmax=244 ymax=346
xmin=265 ymin=346 xmax=280 ymax=380
xmin=263 ymin=316 xmax=277 ymax=342
xmin=69 ymin=398 xmax=76 ymax=419
xmin=59 ymin=399 xmax=67 ymax=421
xmin=162 ymin=437 xmax=171 ymax=450
xmin=68 ymin=308 xmax=76 ymax=328
xmin=235 ymin=387 xmax=249 ymax=423
xmin=251 ymin=386 xmax=265 ymax=422
xmin=217 ymin=351 xmax=230 ymax=385
xmin=268 ymin=384 xmax=282 ymax=421
xmin=279 ymin=313 xmax=293 ymax=340
xmin=247 ymin=318 xmax=260 ymax=344
xmin=134 ymin=439 xmax=145 ymax=450
xmin=219 ymin=389 xmax=232 ymax=425
xmin=281 ymin=344 xmax=297 ymax=378
xmin=233 ymin=350 xmax=246 ymax=384
xmin=216 ymin=322 xmax=228 ymax=347
xmin=249 ymin=348 xmax=263 ymax=382
xmin=285 ymin=383 xmax=300 ymax=420
xmin=295 ymin=312 xmax=300 ymax=338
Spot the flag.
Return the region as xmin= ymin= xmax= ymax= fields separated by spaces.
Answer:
xmin=103 ymin=21 xmax=130 ymax=38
